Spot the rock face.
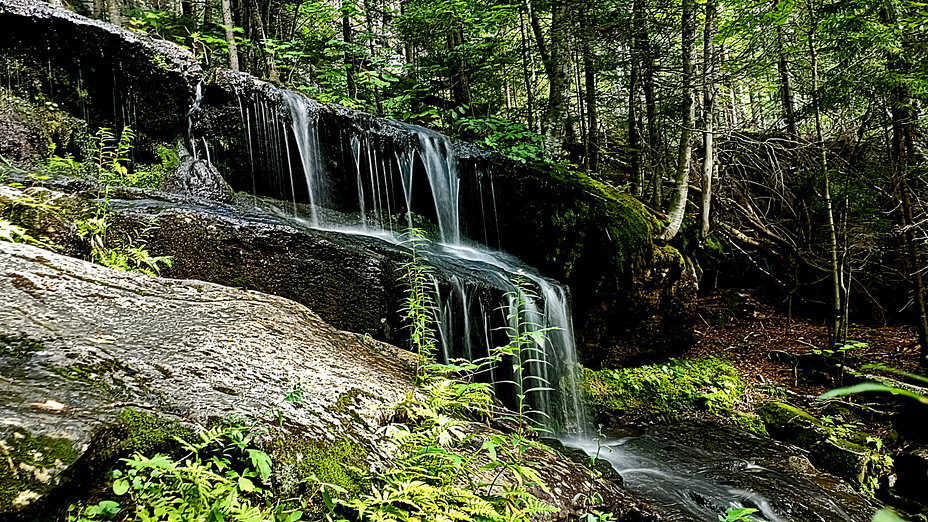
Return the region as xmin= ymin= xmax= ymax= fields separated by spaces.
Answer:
xmin=188 ymin=69 xmax=697 ymax=368
xmin=0 ymin=240 xmax=658 ymax=521
xmin=0 ymin=0 xmax=201 ymax=142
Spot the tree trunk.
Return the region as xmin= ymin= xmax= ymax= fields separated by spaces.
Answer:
xmin=342 ymin=1 xmax=357 ymax=99
xmin=519 ymin=10 xmax=537 ymax=133
xmin=776 ymin=6 xmax=797 ymax=137
xmin=247 ymin=0 xmax=279 ymax=82
xmin=105 ymin=0 xmax=120 ymax=26
xmin=580 ymin=0 xmax=599 ymax=172
xmin=888 ymin=42 xmax=928 ymax=371
xmin=807 ymin=5 xmax=842 ymax=348
xmin=221 ymin=0 xmax=239 ymax=70
xmin=448 ymin=26 xmax=473 ymax=113
xmin=540 ymin=1 xmax=572 ymax=158
xmin=700 ymin=0 xmax=717 ymax=241
xmin=659 ymin=0 xmax=696 ymax=243
xmin=640 ymin=12 xmax=661 ymax=207
xmin=629 ymin=0 xmax=643 ymax=194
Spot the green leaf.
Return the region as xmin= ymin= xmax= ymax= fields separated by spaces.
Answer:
xmin=818 ymin=383 xmax=928 ymax=403
xmin=238 ymin=475 xmax=255 ymax=492
xmin=112 ymin=478 xmax=130 ymax=496
xmin=247 ymin=449 xmax=273 ymax=481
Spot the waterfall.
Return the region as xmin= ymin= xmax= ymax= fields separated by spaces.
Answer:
xmin=193 ymin=84 xmax=587 ymax=434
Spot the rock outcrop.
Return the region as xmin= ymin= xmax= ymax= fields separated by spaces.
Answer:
xmin=0 ymin=0 xmax=201 ymax=142
xmin=189 ymin=69 xmax=697 ymax=368
xmin=0 ymin=240 xmax=658 ymax=521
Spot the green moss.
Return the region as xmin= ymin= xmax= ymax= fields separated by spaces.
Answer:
xmin=731 ymin=411 xmax=768 ymax=436
xmin=582 ymin=356 xmax=744 ymax=418
xmin=117 ymin=408 xmax=194 ymax=455
xmin=48 ymin=358 xmax=153 ymax=400
xmin=0 ymin=334 xmax=44 ymax=359
xmin=0 ymin=430 xmax=79 ymax=510
xmin=528 ymin=167 xmax=660 ymax=285
xmin=267 ymin=434 xmax=369 ymax=500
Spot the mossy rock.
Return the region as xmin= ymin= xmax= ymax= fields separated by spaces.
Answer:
xmin=583 ymin=356 xmax=745 ymax=423
xmin=756 ymin=401 xmax=824 ymax=445
xmin=756 ymin=401 xmax=885 ymax=490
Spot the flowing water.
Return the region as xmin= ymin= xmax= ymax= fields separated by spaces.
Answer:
xmin=188 ymin=81 xmax=872 ymax=521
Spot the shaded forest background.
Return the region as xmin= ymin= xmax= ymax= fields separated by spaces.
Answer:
xmin=59 ymin=0 xmax=928 ymax=371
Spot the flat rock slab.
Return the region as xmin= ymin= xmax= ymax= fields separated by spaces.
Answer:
xmin=0 ymin=240 xmax=417 ymax=516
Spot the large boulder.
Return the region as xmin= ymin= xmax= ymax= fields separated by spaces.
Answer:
xmin=0 ymin=240 xmax=659 ymax=521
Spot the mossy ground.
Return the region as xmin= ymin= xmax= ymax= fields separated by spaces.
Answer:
xmin=582 ymin=356 xmax=745 ymax=419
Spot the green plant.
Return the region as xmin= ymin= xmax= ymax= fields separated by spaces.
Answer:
xmin=75 ymin=203 xmax=172 ymax=276
xmin=69 ymin=419 xmax=301 ymax=522
xmin=492 ymin=274 xmax=556 ymax=435
xmin=44 ymin=153 xmax=84 ymax=176
xmin=720 ymin=507 xmax=759 ymax=522
xmin=818 ymin=363 xmax=928 ymax=404
xmin=316 ymin=377 xmax=555 ymax=522
xmin=399 ymin=228 xmax=439 ymax=383
xmin=574 ymin=434 xmax=615 ymax=522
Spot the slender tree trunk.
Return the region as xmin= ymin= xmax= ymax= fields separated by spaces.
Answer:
xmin=579 ymin=0 xmax=599 ymax=171
xmin=640 ymin=16 xmax=662 ymax=207
xmin=541 ymin=1 xmax=572 ymax=158
xmin=659 ymin=0 xmax=696 ymax=242
xmin=806 ymin=8 xmax=842 ymax=347
xmin=888 ymin=47 xmax=928 ymax=371
xmin=583 ymin=38 xmax=598 ymax=172
xmin=342 ymin=1 xmax=357 ymax=99
xmin=247 ymin=0 xmax=279 ymax=82
xmin=221 ymin=0 xmax=240 ymax=70
xmin=700 ymin=0 xmax=718 ymax=241
xmin=204 ymin=0 xmax=214 ymax=26
xmin=776 ymin=6 xmax=797 ymax=137
xmin=448 ymin=26 xmax=473 ymax=113
xmin=105 ymin=0 xmax=121 ymax=25
xmin=519 ymin=10 xmax=537 ymax=133
xmin=629 ymin=0 xmax=643 ymax=194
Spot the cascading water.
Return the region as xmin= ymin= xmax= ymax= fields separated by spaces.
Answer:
xmin=192 ymin=81 xmax=588 ymax=433
xmin=188 ymin=81 xmax=872 ymax=522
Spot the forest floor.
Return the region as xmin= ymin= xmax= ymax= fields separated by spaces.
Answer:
xmin=681 ymin=289 xmax=922 ymax=428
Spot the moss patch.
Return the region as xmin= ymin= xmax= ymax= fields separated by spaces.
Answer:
xmin=117 ymin=408 xmax=194 ymax=455
xmin=0 ymin=333 xmax=44 ymax=359
xmin=582 ymin=356 xmax=744 ymax=418
xmin=49 ymin=358 xmax=153 ymax=400
xmin=266 ymin=434 xmax=369 ymax=501
xmin=0 ymin=430 xmax=79 ymax=511
xmin=529 ymin=168 xmax=660 ymax=285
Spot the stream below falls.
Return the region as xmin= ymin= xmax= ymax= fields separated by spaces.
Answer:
xmin=563 ymin=421 xmax=876 ymax=522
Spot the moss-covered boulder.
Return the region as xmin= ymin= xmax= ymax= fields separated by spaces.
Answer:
xmin=582 ymin=356 xmax=745 ymax=424
xmin=756 ymin=401 xmax=888 ymax=491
